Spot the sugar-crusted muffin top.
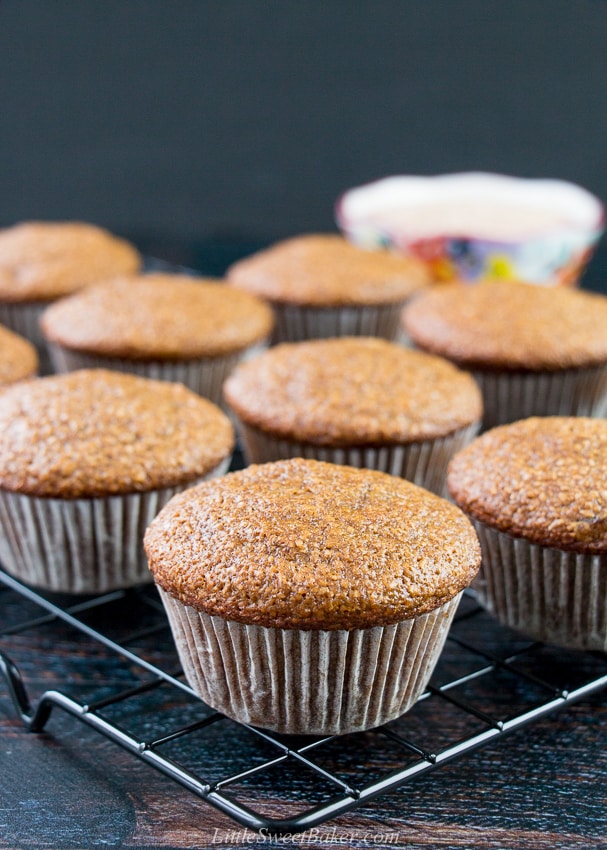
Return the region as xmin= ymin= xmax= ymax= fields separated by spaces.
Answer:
xmin=402 ymin=281 xmax=607 ymax=371
xmin=227 ymin=234 xmax=430 ymax=307
xmin=448 ymin=417 xmax=607 ymax=553
xmin=0 ymin=324 xmax=38 ymax=385
xmin=224 ymin=337 xmax=482 ymax=445
xmin=41 ymin=274 xmax=274 ymax=359
xmin=0 ymin=369 xmax=234 ymax=498
xmin=0 ymin=221 xmax=141 ymax=302
xmin=145 ymin=457 xmax=481 ymax=629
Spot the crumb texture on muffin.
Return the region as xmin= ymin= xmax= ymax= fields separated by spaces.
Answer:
xmin=224 ymin=337 xmax=482 ymax=444
xmin=145 ymin=457 xmax=480 ymax=629
xmin=403 ymin=281 xmax=607 ymax=370
xmin=227 ymin=233 xmax=430 ymax=307
xmin=448 ymin=416 xmax=607 ymax=553
xmin=0 ymin=221 xmax=141 ymax=302
xmin=41 ymin=274 xmax=274 ymax=358
xmin=0 ymin=369 xmax=234 ymax=498
xmin=0 ymin=324 xmax=38 ymax=384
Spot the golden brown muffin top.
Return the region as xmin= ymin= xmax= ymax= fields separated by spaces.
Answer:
xmin=402 ymin=281 xmax=607 ymax=371
xmin=0 ymin=324 xmax=38 ymax=386
xmin=145 ymin=458 xmax=480 ymax=629
xmin=224 ymin=337 xmax=482 ymax=445
xmin=41 ymin=274 xmax=274 ymax=359
xmin=227 ymin=233 xmax=430 ymax=307
xmin=0 ymin=369 xmax=234 ymax=498
xmin=0 ymin=221 xmax=141 ymax=302
xmin=448 ymin=417 xmax=607 ymax=553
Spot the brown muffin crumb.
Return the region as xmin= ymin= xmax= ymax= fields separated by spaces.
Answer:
xmin=0 ymin=369 xmax=234 ymax=498
xmin=224 ymin=337 xmax=482 ymax=445
xmin=0 ymin=324 xmax=38 ymax=385
xmin=227 ymin=233 xmax=430 ymax=307
xmin=41 ymin=274 xmax=274 ymax=359
xmin=448 ymin=417 xmax=607 ymax=553
xmin=0 ymin=221 xmax=141 ymax=302
xmin=403 ymin=281 xmax=607 ymax=371
xmin=145 ymin=458 xmax=481 ymax=629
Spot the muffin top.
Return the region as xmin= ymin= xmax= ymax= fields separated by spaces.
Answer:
xmin=0 ymin=221 xmax=141 ymax=302
xmin=145 ymin=458 xmax=480 ymax=629
xmin=402 ymin=280 xmax=607 ymax=371
xmin=41 ymin=274 xmax=274 ymax=359
xmin=227 ymin=233 xmax=430 ymax=307
xmin=448 ymin=417 xmax=607 ymax=553
xmin=224 ymin=337 xmax=482 ymax=445
xmin=0 ymin=324 xmax=38 ymax=386
xmin=0 ymin=369 xmax=234 ymax=498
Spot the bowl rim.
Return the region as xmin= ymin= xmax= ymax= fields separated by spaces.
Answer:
xmin=335 ymin=171 xmax=606 ymax=245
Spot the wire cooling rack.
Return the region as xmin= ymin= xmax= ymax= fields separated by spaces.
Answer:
xmin=2 ymin=251 xmax=607 ymax=837
xmin=1 ymin=565 xmax=607 ymax=835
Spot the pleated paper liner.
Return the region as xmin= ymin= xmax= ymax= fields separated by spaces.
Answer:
xmin=270 ymin=301 xmax=406 ymax=344
xmin=0 ymin=458 xmax=231 ymax=595
xmin=48 ymin=342 xmax=269 ymax=408
xmin=236 ymin=421 xmax=480 ymax=496
xmin=473 ymin=364 xmax=607 ymax=430
xmin=473 ymin=520 xmax=607 ymax=652
xmin=158 ymin=588 xmax=463 ymax=736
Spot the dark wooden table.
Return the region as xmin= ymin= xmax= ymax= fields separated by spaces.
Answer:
xmin=1 ymin=567 xmax=606 ymax=850
xmin=1 ymin=242 xmax=607 ymax=849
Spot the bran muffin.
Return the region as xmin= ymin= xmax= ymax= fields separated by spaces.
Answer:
xmin=145 ymin=458 xmax=481 ymax=735
xmin=0 ymin=324 xmax=38 ymax=387
xmin=0 ymin=369 xmax=234 ymax=593
xmin=40 ymin=273 xmax=274 ymax=405
xmin=223 ymin=337 xmax=482 ymax=494
xmin=402 ymin=280 xmax=607 ymax=428
xmin=0 ymin=221 xmax=141 ymax=366
xmin=448 ymin=417 xmax=607 ymax=650
xmin=227 ymin=233 xmax=430 ymax=343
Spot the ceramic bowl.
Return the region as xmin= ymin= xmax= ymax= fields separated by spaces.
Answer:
xmin=336 ymin=172 xmax=604 ymax=285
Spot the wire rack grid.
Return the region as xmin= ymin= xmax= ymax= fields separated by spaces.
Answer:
xmin=1 ymin=564 xmax=607 ymax=837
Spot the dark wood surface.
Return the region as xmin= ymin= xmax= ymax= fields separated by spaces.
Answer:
xmin=1 ymin=574 xmax=606 ymax=850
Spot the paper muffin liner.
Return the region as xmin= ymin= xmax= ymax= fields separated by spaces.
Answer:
xmin=474 ymin=364 xmax=607 ymax=430
xmin=270 ymin=302 xmax=406 ymax=343
xmin=0 ymin=458 xmax=230 ymax=594
xmin=472 ymin=520 xmax=607 ymax=651
xmin=0 ymin=300 xmax=53 ymax=374
xmin=235 ymin=421 xmax=480 ymax=496
xmin=157 ymin=588 xmax=462 ymax=735
xmin=48 ymin=342 xmax=269 ymax=408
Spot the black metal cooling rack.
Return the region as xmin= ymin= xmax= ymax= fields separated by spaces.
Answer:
xmin=1 ymin=567 xmax=607 ymax=836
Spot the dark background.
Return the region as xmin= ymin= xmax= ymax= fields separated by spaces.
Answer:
xmin=1 ymin=0 xmax=607 ymax=282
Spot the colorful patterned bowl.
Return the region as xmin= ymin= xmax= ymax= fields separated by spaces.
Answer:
xmin=336 ymin=172 xmax=604 ymax=286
